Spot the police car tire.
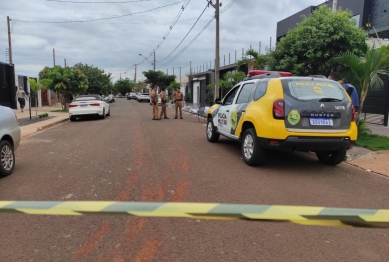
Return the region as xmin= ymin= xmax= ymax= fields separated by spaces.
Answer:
xmin=241 ymin=128 xmax=266 ymax=166
xmin=316 ymin=150 xmax=346 ymax=166
xmin=206 ymin=118 xmax=219 ymax=142
xmin=70 ymin=116 xmax=76 ymax=121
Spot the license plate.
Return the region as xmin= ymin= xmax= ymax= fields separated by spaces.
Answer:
xmin=309 ymin=118 xmax=333 ymax=126
xmin=80 ymin=104 xmax=88 ymax=107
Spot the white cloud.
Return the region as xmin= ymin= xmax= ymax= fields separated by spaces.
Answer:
xmin=0 ymin=0 xmax=325 ymax=80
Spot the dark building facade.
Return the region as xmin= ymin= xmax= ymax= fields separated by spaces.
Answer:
xmin=277 ymin=0 xmax=389 ymax=41
xmin=0 ymin=62 xmax=17 ymax=109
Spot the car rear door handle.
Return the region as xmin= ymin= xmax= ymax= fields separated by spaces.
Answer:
xmin=226 ymin=110 xmax=230 ymax=112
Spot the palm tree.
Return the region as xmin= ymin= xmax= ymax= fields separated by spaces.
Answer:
xmin=236 ymin=49 xmax=267 ymax=71
xmin=331 ymin=44 xmax=389 ymax=116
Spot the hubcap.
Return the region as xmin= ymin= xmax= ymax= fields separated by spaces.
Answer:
xmin=1 ymin=145 xmax=13 ymax=171
xmin=243 ymin=134 xmax=254 ymax=159
xmin=207 ymin=122 xmax=213 ymax=138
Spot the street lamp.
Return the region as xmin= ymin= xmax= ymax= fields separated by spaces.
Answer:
xmin=139 ymin=50 xmax=156 ymax=71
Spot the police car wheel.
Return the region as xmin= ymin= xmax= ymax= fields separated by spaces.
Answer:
xmin=100 ymin=109 xmax=106 ymax=119
xmin=206 ymin=118 xmax=219 ymax=142
xmin=241 ymin=128 xmax=266 ymax=166
xmin=316 ymin=150 xmax=346 ymax=166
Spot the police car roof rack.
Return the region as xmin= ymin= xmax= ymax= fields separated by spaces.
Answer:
xmin=245 ymin=71 xmax=282 ymax=81
xmin=308 ymin=75 xmax=327 ymax=79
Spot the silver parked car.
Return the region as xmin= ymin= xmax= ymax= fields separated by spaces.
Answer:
xmin=0 ymin=106 xmax=21 ymax=176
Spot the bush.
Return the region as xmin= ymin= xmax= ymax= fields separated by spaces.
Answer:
xmin=356 ymin=118 xmax=371 ymax=135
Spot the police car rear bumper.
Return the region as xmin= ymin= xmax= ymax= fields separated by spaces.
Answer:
xmin=257 ymin=136 xmax=354 ymax=152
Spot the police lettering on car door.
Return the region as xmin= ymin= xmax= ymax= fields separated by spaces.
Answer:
xmin=217 ymin=112 xmax=227 ymax=127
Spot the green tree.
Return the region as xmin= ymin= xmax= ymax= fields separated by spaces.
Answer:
xmin=168 ymin=81 xmax=180 ymax=91
xmin=113 ymin=78 xmax=135 ymax=95
xmin=72 ymin=63 xmax=112 ymax=95
xmin=267 ymin=5 xmax=367 ymax=76
xmin=143 ymin=70 xmax=176 ymax=89
xmin=331 ymin=44 xmax=389 ymax=115
xmin=38 ymin=65 xmax=88 ymax=109
xmin=237 ymin=49 xmax=267 ymax=71
xmin=28 ymin=78 xmax=42 ymax=118
xmin=224 ymin=71 xmax=246 ymax=85
xmin=207 ymin=79 xmax=233 ymax=98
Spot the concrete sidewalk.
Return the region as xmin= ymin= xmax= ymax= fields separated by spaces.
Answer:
xmin=14 ymin=106 xmax=69 ymax=138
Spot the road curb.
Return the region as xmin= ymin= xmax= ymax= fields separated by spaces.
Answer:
xmin=343 ymin=161 xmax=389 ymax=179
xmin=21 ymin=118 xmax=69 ymax=139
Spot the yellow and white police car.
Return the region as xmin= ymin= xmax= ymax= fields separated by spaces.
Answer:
xmin=206 ymin=70 xmax=357 ymax=166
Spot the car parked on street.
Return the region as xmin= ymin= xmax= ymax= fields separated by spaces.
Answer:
xmin=0 ymin=105 xmax=21 ymax=177
xmin=69 ymin=95 xmax=110 ymax=121
xmin=206 ymin=70 xmax=357 ymax=166
xmin=130 ymin=92 xmax=137 ymax=99
xmin=137 ymin=93 xmax=150 ymax=102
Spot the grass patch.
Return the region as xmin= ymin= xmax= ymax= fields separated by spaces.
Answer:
xmin=51 ymin=109 xmax=68 ymax=113
xmin=356 ymin=133 xmax=389 ymax=151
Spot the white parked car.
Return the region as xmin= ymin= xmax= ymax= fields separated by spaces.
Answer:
xmin=69 ymin=95 xmax=110 ymax=121
xmin=137 ymin=93 xmax=150 ymax=102
xmin=0 ymin=105 xmax=21 ymax=177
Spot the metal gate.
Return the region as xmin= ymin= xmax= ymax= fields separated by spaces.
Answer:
xmin=0 ymin=62 xmax=16 ymax=109
xmin=362 ymin=74 xmax=389 ymax=126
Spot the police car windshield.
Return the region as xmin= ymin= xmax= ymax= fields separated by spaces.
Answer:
xmin=283 ymin=79 xmax=344 ymax=101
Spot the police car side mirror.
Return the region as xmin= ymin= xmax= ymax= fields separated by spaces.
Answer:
xmin=215 ymin=98 xmax=221 ymax=104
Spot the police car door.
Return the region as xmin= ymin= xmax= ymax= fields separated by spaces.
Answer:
xmin=216 ymin=85 xmax=240 ymax=137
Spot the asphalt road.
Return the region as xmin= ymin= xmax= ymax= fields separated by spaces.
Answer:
xmin=1 ymin=98 xmax=389 ymax=261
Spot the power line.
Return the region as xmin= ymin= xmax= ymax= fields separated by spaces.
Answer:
xmin=158 ymin=17 xmax=213 ymax=68
xmin=159 ymin=3 xmax=210 ymax=64
xmin=154 ymin=0 xmax=191 ymax=51
xmin=12 ymin=1 xmax=185 ymax=23
xmin=158 ymin=0 xmax=240 ymax=68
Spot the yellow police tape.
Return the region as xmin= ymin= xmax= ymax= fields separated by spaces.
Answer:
xmin=0 ymin=201 xmax=388 ymax=228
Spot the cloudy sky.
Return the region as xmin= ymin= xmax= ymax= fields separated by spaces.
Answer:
xmin=0 ymin=0 xmax=324 ymax=83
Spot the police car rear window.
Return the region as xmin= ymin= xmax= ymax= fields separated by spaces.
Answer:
xmin=283 ymin=80 xmax=344 ymax=101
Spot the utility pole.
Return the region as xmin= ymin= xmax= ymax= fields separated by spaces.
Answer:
xmin=180 ymin=66 xmax=181 ymax=86
xmin=134 ymin=64 xmax=137 ymax=83
xmin=53 ymin=48 xmax=56 ymax=66
xmin=190 ymin=61 xmax=192 ymax=75
xmin=64 ymin=58 xmax=67 ymax=67
xmin=332 ymin=0 xmax=337 ymax=11
xmin=152 ymin=50 xmax=156 ymax=71
xmin=173 ymin=67 xmax=174 ymax=76
xmin=209 ymin=0 xmax=220 ymax=100
xmin=7 ymin=16 xmax=13 ymax=64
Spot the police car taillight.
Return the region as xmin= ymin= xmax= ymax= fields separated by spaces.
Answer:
xmin=351 ymin=104 xmax=356 ymax=122
xmin=273 ymin=99 xmax=285 ymax=119
xmin=248 ymin=70 xmax=293 ymax=77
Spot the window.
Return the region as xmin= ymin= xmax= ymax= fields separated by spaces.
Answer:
xmin=283 ymin=80 xmax=345 ymax=101
xmin=75 ymin=96 xmax=98 ymax=101
xmin=253 ymin=81 xmax=268 ymax=100
xmin=236 ymin=83 xmax=255 ymax=104
xmin=223 ymin=86 xmax=239 ymax=105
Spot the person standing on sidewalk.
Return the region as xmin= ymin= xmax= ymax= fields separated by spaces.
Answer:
xmin=150 ymin=85 xmax=160 ymax=120
xmin=15 ymin=86 xmax=28 ymax=112
xmin=159 ymin=87 xmax=169 ymax=119
xmin=173 ymin=87 xmax=183 ymax=119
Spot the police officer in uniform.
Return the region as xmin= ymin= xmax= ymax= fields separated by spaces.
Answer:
xmin=159 ymin=87 xmax=169 ymax=119
xmin=150 ymin=85 xmax=160 ymax=120
xmin=173 ymin=86 xmax=184 ymax=119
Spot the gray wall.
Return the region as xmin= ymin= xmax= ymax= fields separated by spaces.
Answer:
xmin=276 ymin=6 xmax=314 ymax=40
xmin=276 ymin=0 xmax=368 ymax=41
